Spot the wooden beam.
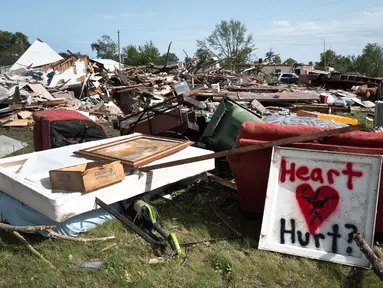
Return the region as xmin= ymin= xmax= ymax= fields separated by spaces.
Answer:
xmin=139 ymin=124 xmax=365 ymax=172
xmin=207 ymin=173 xmax=237 ymax=191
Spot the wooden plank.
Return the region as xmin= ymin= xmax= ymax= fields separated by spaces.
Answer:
xmin=207 ymin=172 xmax=237 ymax=191
xmin=27 ymin=84 xmax=54 ymax=100
xmin=139 ymin=124 xmax=365 ymax=172
xmin=251 ymin=99 xmax=267 ymax=114
xmin=17 ymin=111 xmax=33 ymax=119
xmin=197 ymin=91 xmax=320 ymax=102
xmin=0 ymin=119 xmax=29 ymax=127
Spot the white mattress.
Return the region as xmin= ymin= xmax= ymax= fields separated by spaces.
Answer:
xmin=0 ymin=133 xmax=215 ymax=222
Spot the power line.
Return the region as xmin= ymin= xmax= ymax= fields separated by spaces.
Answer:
xmin=119 ymin=0 xmax=346 ymax=32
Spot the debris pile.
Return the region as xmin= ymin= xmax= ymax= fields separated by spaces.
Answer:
xmin=1 ymin=38 xmax=381 ymax=149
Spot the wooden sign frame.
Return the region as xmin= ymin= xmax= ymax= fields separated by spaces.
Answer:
xmin=258 ymin=146 xmax=382 ymax=268
xmin=74 ymin=135 xmax=193 ymax=169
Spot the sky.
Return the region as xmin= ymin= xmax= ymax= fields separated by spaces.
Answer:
xmin=1 ymin=0 xmax=383 ymax=63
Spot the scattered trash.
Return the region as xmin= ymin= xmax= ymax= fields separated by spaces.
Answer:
xmin=0 ymin=135 xmax=27 ymax=158
xmin=79 ymin=260 xmax=105 ymax=270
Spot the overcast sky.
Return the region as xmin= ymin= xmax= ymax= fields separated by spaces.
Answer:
xmin=1 ymin=0 xmax=383 ymax=63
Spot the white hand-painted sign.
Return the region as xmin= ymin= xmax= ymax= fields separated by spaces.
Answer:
xmin=258 ymin=147 xmax=382 ymax=268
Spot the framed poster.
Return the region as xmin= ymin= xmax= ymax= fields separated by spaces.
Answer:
xmin=258 ymin=146 xmax=382 ymax=268
xmin=74 ymin=135 xmax=193 ymax=168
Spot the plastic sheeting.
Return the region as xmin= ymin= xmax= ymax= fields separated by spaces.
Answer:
xmin=0 ymin=191 xmax=119 ymax=237
xmin=262 ymin=115 xmax=348 ymax=129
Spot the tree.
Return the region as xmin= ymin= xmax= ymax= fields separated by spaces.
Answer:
xmin=137 ymin=41 xmax=161 ymax=65
xmin=283 ymin=58 xmax=297 ymax=66
xmin=159 ymin=52 xmax=179 ymax=64
xmin=273 ymin=55 xmax=282 ymax=64
xmin=265 ymin=48 xmax=279 ymax=62
xmin=122 ymin=45 xmax=141 ymax=66
xmin=357 ymin=43 xmax=383 ymax=77
xmin=317 ymin=49 xmax=338 ymax=67
xmin=91 ymin=35 xmax=118 ymax=61
xmin=122 ymin=41 xmax=178 ymax=66
xmin=195 ymin=41 xmax=213 ymax=63
xmin=196 ymin=19 xmax=255 ymax=68
xmin=0 ymin=31 xmax=30 ymax=65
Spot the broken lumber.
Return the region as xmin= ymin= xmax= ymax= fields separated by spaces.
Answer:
xmin=209 ymin=204 xmax=257 ymax=247
xmin=354 ymin=234 xmax=383 ymax=280
xmin=139 ymin=124 xmax=365 ymax=172
xmin=207 ymin=173 xmax=237 ymax=191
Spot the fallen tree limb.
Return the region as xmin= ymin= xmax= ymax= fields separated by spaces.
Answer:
xmin=0 ymin=223 xmax=55 ymax=233
xmin=13 ymin=231 xmax=54 ymax=269
xmin=47 ymin=230 xmax=115 ymax=243
xmin=354 ymin=233 xmax=383 ymax=280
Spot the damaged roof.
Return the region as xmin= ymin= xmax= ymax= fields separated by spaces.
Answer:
xmin=10 ymin=38 xmax=64 ymax=71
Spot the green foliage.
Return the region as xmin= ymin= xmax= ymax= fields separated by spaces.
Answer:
xmin=123 ymin=41 xmax=179 ymax=66
xmin=357 ymin=43 xmax=383 ymax=77
xmin=273 ymin=55 xmax=282 ymax=64
xmin=0 ymin=31 xmax=30 ymax=66
xmin=284 ymin=58 xmax=297 ymax=66
xmin=316 ymin=44 xmax=383 ymax=77
xmin=265 ymin=48 xmax=279 ymax=62
xmin=196 ymin=19 xmax=254 ymax=67
xmin=91 ymin=35 xmax=119 ymax=61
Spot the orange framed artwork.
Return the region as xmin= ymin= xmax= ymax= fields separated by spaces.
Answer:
xmin=74 ymin=135 xmax=194 ymax=168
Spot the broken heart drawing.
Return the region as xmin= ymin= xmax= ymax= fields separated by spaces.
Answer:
xmin=295 ymin=183 xmax=340 ymax=234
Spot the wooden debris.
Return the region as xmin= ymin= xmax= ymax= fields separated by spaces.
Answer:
xmin=12 ymin=231 xmax=54 ymax=268
xmin=207 ymin=172 xmax=237 ymax=191
xmin=354 ymin=233 xmax=383 ymax=280
xmin=0 ymin=119 xmax=29 ymax=127
xmin=0 ymin=223 xmax=55 ymax=232
xmin=26 ymin=84 xmax=54 ymax=100
xmin=48 ymin=230 xmax=115 ymax=243
xmin=17 ymin=111 xmax=32 ymax=119
xmin=209 ymin=204 xmax=257 ymax=247
xmin=139 ymin=124 xmax=365 ymax=172
xmin=251 ymin=99 xmax=267 ymax=114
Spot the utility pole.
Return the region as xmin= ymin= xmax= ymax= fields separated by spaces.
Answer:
xmin=323 ymin=38 xmax=327 ymax=70
xmin=118 ymin=30 xmax=121 ymax=70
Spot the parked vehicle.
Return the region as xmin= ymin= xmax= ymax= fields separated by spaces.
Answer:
xmin=278 ymin=73 xmax=299 ymax=84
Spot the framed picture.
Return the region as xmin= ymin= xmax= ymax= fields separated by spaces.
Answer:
xmin=74 ymin=135 xmax=193 ymax=168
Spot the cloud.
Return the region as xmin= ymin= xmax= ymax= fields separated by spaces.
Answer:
xmin=272 ymin=20 xmax=291 ymax=27
xmin=363 ymin=9 xmax=383 ymax=16
xmin=251 ymin=12 xmax=383 ymax=62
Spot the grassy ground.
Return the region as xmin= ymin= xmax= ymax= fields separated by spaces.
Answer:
xmin=0 ymin=122 xmax=382 ymax=287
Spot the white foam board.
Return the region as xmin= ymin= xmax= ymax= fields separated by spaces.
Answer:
xmin=0 ymin=134 xmax=215 ymax=222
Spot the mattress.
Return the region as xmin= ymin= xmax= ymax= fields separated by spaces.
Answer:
xmin=0 ymin=133 xmax=215 ymax=222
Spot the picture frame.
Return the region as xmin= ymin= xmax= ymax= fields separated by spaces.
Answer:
xmin=74 ymin=135 xmax=194 ymax=169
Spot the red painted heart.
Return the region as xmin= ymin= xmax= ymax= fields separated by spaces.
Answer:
xmin=295 ymin=184 xmax=339 ymax=234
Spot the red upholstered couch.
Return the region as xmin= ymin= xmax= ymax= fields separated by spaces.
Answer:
xmin=227 ymin=122 xmax=383 ymax=232
xmin=33 ymin=110 xmax=108 ymax=152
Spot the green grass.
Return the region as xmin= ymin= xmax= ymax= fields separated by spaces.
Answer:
xmin=0 ymin=123 xmax=382 ymax=287
xmin=335 ymin=110 xmax=374 ymax=130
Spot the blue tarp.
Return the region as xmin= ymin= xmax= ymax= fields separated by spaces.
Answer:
xmin=0 ymin=191 xmax=121 ymax=237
